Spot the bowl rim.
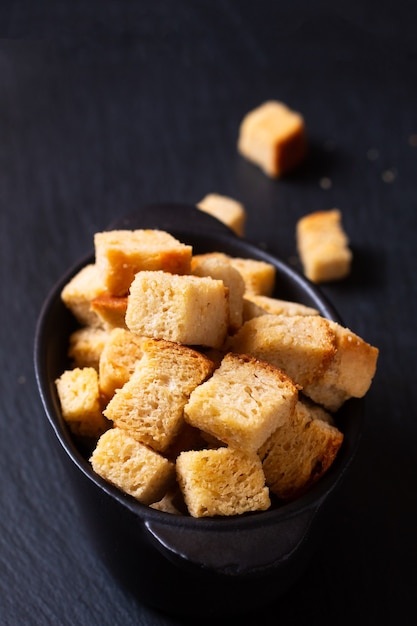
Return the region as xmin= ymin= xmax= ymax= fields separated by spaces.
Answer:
xmin=34 ymin=208 xmax=363 ymax=533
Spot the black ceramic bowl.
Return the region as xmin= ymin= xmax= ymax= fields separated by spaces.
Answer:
xmin=34 ymin=204 xmax=363 ymax=618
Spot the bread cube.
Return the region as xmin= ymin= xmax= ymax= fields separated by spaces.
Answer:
xmin=176 ymin=447 xmax=270 ymax=517
xmin=61 ymin=264 xmax=106 ymax=327
xmin=303 ymin=321 xmax=379 ymax=410
xmin=226 ymin=314 xmax=336 ymax=388
xmin=191 ymin=251 xmax=230 ymax=267
xmin=68 ymin=327 xmax=110 ymax=370
xmin=184 ymin=353 xmax=298 ymax=452
xmin=99 ymin=328 xmax=146 ymax=401
xmin=150 ymin=488 xmax=183 ymax=515
xmin=55 ymin=367 xmax=109 ymax=438
xmin=125 ymin=271 xmax=229 ymax=349
xmin=243 ymin=294 xmax=318 ymax=321
xmin=228 ymin=257 xmax=276 ymax=296
xmin=192 ymin=253 xmax=276 ymax=296
xmin=296 ymin=209 xmax=352 ymax=283
xmin=104 ymin=339 xmax=215 ymax=452
xmin=90 ymin=294 xmax=128 ymax=329
xmin=197 ymin=193 xmax=246 ymax=236
xmin=94 ymin=229 xmax=192 ymax=296
xmin=191 ymin=255 xmax=245 ymax=333
xmin=90 ymin=427 xmax=175 ymax=505
xmin=259 ymin=398 xmax=344 ymax=500
xmin=238 ymin=100 xmax=307 ymax=177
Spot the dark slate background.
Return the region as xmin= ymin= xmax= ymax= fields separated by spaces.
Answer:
xmin=1 ymin=2 xmax=416 ymax=624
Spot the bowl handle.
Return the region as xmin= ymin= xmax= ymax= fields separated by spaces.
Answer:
xmin=144 ymin=502 xmax=324 ymax=576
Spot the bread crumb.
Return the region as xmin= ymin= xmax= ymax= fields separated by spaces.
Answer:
xmin=408 ymin=134 xmax=417 ymax=147
xmin=319 ymin=177 xmax=332 ymax=190
xmin=381 ymin=169 xmax=397 ymax=183
xmin=367 ymin=148 xmax=379 ymax=161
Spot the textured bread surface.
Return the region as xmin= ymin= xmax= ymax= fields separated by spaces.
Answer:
xmin=296 ymin=209 xmax=352 ymax=283
xmin=68 ymin=327 xmax=110 ymax=370
xmin=61 ymin=264 xmax=106 ymax=327
xmin=150 ymin=489 xmax=183 ymax=515
xmin=191 ymin=253 xmax=276 ymax=296
xmin=227 ymin=314 xmax=336 ymax=388
xmin=91 ymin=294 xmax=128 ymax=329
xmin=243 ymin=294 xmax=318 ymax=321
xmin=94 ymin=229 xmax=192 ymax=296
xmin=238 ymin=100 xmax=307 ymax=177
xmin=90 ymin=427 xmax=175 ymax=505
xmin=303 ymin=321 xmax=379 ymax=410
xmin=176 ymin=447 xmax=270 ymax=517
xmin=104 ymin=339 xmax=215 ymax=452
xmin=259 ymin=398 xmax=344 ymax=500
xmin=228 ymin=257 xmax=276 ymax=296
xmin=125 ymin=270 xmax=229 ymax=349
xmin=197 ymin=193 xmax=246 ymax=236
xmin=184 ymin=352 xmax=298 ymax=452
xmin=191 ymin=255 xmax=245 ymax=332
xmin=55 ymin=367 xmax=109 ymax=438
xmin=99 ymin=328 xmax=146 ymax=401
xmin=191 ymin=251 xmax=230 ymax=266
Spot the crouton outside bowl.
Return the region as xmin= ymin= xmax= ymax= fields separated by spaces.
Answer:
xmin=34 ymin=204 xmax=364 ymax=618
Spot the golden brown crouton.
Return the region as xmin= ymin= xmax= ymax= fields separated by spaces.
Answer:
xmin=184 ymin=353 xmax=298 ymax=453
xmin=238 ymin=100 xmax=307 ymax=177
xmin=94 ymin=229 xmax=192 ymax=296
xmin=125 ymin=271 xmax=229 ymax=349
xmin=90 ymin=427 xmax=175 ymax=505
xmin=176 ymin=447 xmax=270 ymax=517
xmin=303 ymin=321 xmax=379 ymax=410
xmin=197 ymin=193 xmax=246 ymax=236
xmin=104 ymin=339 xmax=215 ymax=453
xmin=296 ymin=209 xmax=352 ymax=283
xmin=259 ymin=398 xmax=344 ymax=500
xmin=55 ymin=367 xmax=109 ymax=438
xmin=61 ymin=264 xmax=106 ymax=327
xmin=99 ymin=328 xmax=146 ymax=401
xmin=226 ymin=314 xmax=336 ymax=388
